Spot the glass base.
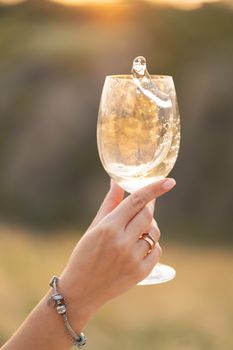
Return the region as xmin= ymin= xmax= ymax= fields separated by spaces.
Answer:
xmin=137 ymin=263 xmax=176 ymax=285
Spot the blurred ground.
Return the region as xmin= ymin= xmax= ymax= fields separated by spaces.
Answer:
xmin=0 ymin=228 xmax=232 ymax=349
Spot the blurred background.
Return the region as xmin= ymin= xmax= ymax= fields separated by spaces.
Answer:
xmin=0 ymin=0 xmax=232 ymax=349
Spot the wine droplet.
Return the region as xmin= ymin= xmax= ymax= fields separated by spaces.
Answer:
xmin=131 ymin=56 xmax=172 ymax=109
xmin=131 ymin=56 xmax=147 ymax=78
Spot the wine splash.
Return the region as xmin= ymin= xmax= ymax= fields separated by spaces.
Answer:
xmin=97 ymin=57 xmax=180 ymax=193
xmin=131 ymin=56 xmax=172 ymax=109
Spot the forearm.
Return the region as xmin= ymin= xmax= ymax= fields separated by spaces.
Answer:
xmin=1 ymin=288 xmax=91 ymax=350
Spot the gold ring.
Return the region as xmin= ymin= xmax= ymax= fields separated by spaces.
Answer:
xmin=139 ymin=233 xmax=156 ymax=254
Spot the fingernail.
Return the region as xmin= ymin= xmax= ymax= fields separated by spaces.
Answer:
xmin=161 ymin=178 xmax=176 ymax=190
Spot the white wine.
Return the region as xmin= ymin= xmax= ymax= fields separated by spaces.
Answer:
xmin=97 ymin=57 xmax=178 ymax=285
xmin=97 ymin=75 xmax=180 ymax=193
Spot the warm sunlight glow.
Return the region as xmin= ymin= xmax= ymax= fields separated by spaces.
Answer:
xmin=1 ymin=0 xmax=232 ymax=10
xmin=147 ymin=0 xmax=221 ymax=10
xmin=48 ymin=0 xmax=232 ymax=10
xmin=49 ymin=0 xmax=120 ymax=5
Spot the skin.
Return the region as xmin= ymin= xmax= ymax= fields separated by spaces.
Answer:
xmin=1 ymin=177 xmax=176 ymax=350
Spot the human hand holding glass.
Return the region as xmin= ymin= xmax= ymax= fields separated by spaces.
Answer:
xmin=1 ymin=180 xmax=175 ymax=350
xmin=97 ymin=57 xmax=180 ymax=285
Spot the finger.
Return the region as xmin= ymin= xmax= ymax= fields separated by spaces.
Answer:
xmin=134 ymin=222 xmax=161 ymax=259
xmin=110 ymin=178 xmax=176 ymax=226
xmin=89 ymin=180 xmax=125 ymax=229
xmin=98 ymin=180 xmax=125 ymax=215
xmin=125 ymin=203 xmax=155 ymax=239
xmin=140 ymin=243 xmax=162 ymax=277
xmin=148 ymin=199 xmax=155 ymax=214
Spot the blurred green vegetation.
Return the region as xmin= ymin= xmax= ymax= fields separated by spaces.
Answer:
xmin=0 ymin=0 xmax=232 ymax=243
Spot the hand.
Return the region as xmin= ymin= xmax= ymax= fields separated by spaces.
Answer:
xmin=58 ymin=178 xmax=176 ymax=331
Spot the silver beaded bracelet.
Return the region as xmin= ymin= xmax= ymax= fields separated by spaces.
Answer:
xmin=48 ymin=275 xmax=87 ymax=349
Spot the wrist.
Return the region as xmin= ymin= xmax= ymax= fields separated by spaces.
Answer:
xmin=46 ymin=275 xmax=91 ymax=349
xmin=51 ymin=275 xmax=96 ymax=332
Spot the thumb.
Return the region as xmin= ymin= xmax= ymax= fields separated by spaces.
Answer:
xmin=88 ymin=180 xmax=125 ymax=229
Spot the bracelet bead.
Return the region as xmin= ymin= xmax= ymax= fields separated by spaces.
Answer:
xmin=48 ymin=276 xmax=87 ymax=348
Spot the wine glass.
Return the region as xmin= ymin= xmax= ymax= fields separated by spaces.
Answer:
xmin=97 ymin=60 xmax=180 ymax=285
